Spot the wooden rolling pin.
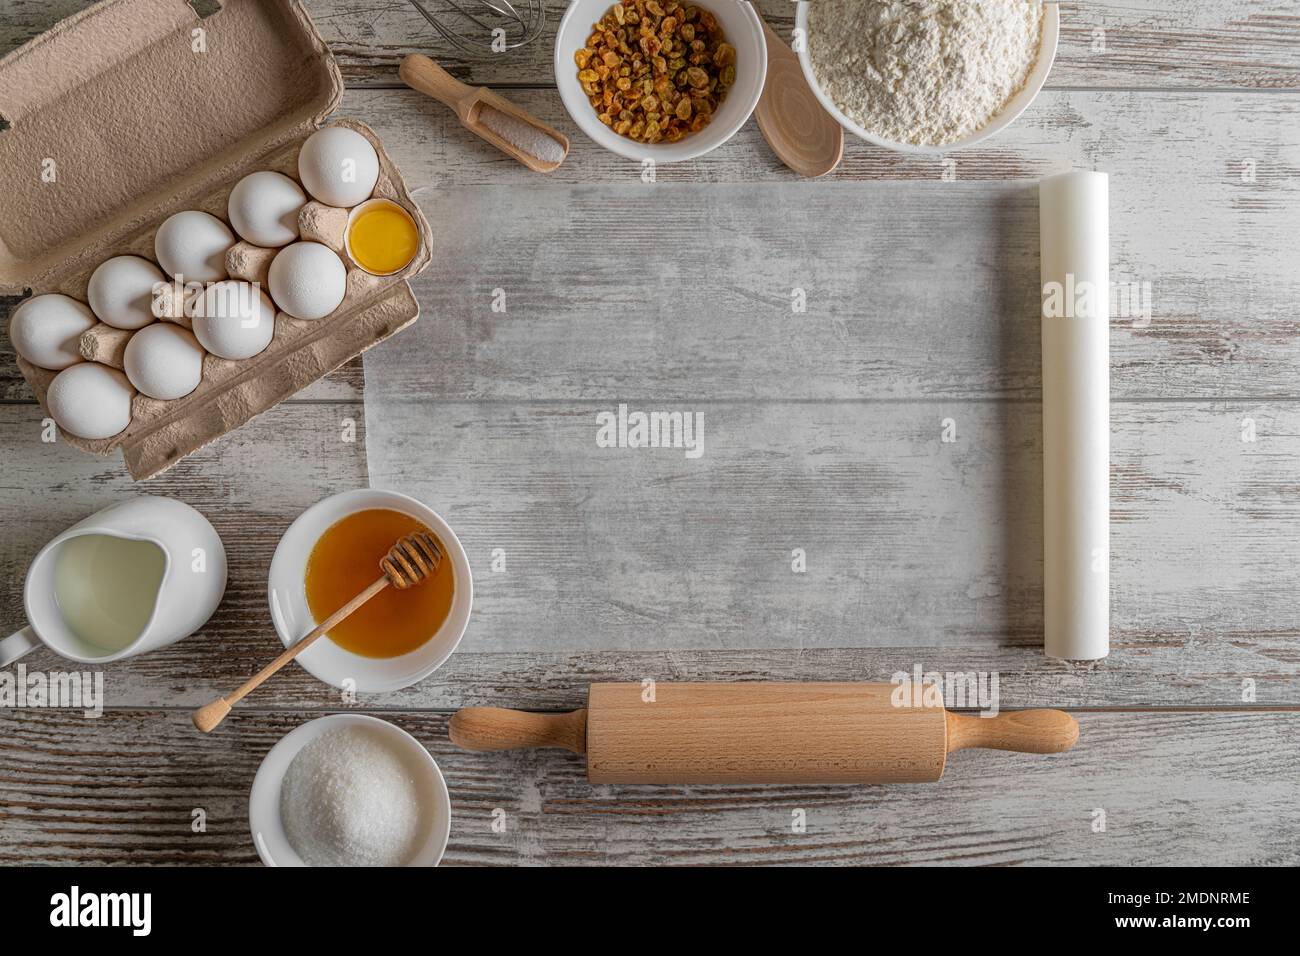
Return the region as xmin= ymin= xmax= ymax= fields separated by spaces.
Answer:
xmin=450 ymin=682 xmax=1079 ymax=784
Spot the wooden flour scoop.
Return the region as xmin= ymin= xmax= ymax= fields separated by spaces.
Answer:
xmin=399 ymin=54 xmax=569 ymax=172
xmin=450 ymin=682 xmax=1079 ymax=784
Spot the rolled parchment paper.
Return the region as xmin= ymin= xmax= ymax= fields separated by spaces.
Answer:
xmin=1040 ymin=171 xmax=1109 ymax=660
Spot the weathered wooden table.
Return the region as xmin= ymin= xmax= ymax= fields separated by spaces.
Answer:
xmin=2 ymin=0 xmax=1298 ymax=865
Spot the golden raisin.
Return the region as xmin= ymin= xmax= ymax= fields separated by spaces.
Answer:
xmin=578 ymin=0 xmax=733 ymax=144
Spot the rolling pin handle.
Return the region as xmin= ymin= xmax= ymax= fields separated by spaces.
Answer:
xmin=449 ymin=707 xmax=588 ymax=755
xmin=945 ymin=709 xmax=1079 ymax=755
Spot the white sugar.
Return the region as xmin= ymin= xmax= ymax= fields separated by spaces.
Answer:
xmin=280 ymin=725 xmax=427 ymax=867
xmin=479 ymin=105 xmax=566 ymax=166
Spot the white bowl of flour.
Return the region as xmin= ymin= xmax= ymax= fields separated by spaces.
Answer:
xmin=795 ymin=0 xmax=1059 ymax=154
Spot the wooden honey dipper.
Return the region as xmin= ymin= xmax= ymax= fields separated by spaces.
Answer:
xmin=192 ymin=532 xmax=443 ymax=734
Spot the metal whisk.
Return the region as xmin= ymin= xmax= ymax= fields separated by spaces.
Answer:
xmin=407 ymin=0 xmax=548 ymax=56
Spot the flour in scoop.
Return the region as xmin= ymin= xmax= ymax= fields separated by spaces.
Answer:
xmin=807 ymin=0 xmax=1043 ymax=146
xmin=280 ymin=725 xmax=428 ymax=866
xmin=479 ymin=105 xmax=566 ymax=165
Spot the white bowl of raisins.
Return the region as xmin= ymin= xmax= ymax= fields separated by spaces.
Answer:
xmin=555 ymin=0 xmax=767 ymax=163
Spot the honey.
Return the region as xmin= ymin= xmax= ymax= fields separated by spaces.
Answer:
xmin=346 ymin=200 xmax=419 ymax=276
xmin=305 ymin=509 xmax=454 ymax=659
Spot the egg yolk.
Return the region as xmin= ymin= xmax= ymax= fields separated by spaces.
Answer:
xmin=348 ymin=203 xmax=419 ymax=275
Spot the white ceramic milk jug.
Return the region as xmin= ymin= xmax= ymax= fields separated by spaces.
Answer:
xmin=1 ymin=496 xmax=227 ymax=666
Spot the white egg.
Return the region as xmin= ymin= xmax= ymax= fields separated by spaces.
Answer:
xmin=123 ymin=323 xmax=206 ymax=400
xmin=298 ymin=126 xmax=380 ymax=208
xmin=46 ymin=363 xmax=134 ymax=440
xmin=154 ymin=210 xmax=233 ymax=283
xmin=227 ymin=171 xmax=305 ymax=247
xmin=8 ymin=294 xmax=96 ymax=370
xmin=268 ymin=242 xmax=348 ymax=320
xmin=87 ymin=255 xmax=163 ymax=330
xmin=190 ymin=280 xmax=276 ymax=359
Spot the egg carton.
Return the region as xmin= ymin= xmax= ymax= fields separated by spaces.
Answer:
xmin=0 ymin=0 xmax=432 ymax=479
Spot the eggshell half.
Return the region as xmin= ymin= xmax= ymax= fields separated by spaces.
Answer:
xmin=298 ymin=126 xmax=380 ymax=208
xmin=190 ymin=280 xmax=276 ymax=360
xmin=46 ymin=363 xmax=135 ymax=440
xmin=155 ymin=210 xmax=233 ymax=283
xmin=124 ymin=323 xmax=206 ymax=400
xmin=9 ymin=294 xmax=96 ymax=370
xmin=227 ymin=171 xmax=305 ymax=248
xmin=268 ymin=241 xmax=348 ymax=320
xmin=87 ymin=255 xmax=164 ymax=330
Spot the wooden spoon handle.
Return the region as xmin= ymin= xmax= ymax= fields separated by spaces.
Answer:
xmin=399 ymin=54 xmax=478 ymax=119
xmin=449 ymin=707 xmax=588 ymax=755
xmin=945 ymin=709 xmax=1079 ymax=754
xmin=192 ymin=574 xmax=390 ymax=733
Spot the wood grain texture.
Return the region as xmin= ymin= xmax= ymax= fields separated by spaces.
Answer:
xmin=292 ymin=1 xmax=1300 ymax=91
xmin=583 ymin=682 xmax=954 ymax=784
xmin=946 ymin=708 xmax=1080 ymax=754
xmin=1 ymin=708 xmax=1296 ymax=865
xmin=365 ymin=399 xmax=1300 ymax=653
xmin=6 ymin=91 xmax=1300 ymax=399
xmin=336 ymin=85 xmax=1300 ymax=188
xmin=13 ymin=639 xmax=1300 ymax=713
xmin=0 ymin=401 xmax=367 ymax=661
xmin=450 ymin=706 xmax=589 ymax=752
xmin=6 ymin=2 xmax=1295 ymax=91
xmin=2 ymin=400 xmax=1296 ymax=708
xmin=357 ymin=153 xmax=1300 ymax=400
xmin=1 ymin=0 xmax=1298 ymax=866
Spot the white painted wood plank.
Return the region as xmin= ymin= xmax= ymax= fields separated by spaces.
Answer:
xmin=344 ymin=85 xmax=1300 ymax=187
xmin=7 ymin=89 xmax=1299 ymax=404
xmin=3 ymin=2 xmax=1298 ymax=92
xmin=344 ymin=131 xmax=1300 ymax=401
xmin=65 ymin=638 xmax=1300 ymax=712
xmin=363 ymin=399 xmax=1300 ymax=652
xmin=301 ymin=0 xmax=1300 ymax=91
xmin=1 ymin=708 xmax=1294 ymax=865
xmin=0 ymin=401 xmax=368 ymax=649
xmin=2 ymin=401 xmax=1296 ymax=707
xmin=344 ymin=88 xmax=1300 ymax=400
xmin=1 ymin=0 xmax=1296 ymax=867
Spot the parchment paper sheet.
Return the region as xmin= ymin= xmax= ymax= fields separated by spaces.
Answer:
xmin=364 ymin=183 xmax=1042 ymax=653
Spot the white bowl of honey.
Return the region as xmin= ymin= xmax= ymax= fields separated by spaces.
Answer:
xmin=268 ymin=489 xmax=473 ymax=693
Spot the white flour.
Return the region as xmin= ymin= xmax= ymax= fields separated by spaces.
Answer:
xmin=807 ymin=0 xmax=1043 ymax=146
xmin=479 ymin=105 xmax=567 ymax=165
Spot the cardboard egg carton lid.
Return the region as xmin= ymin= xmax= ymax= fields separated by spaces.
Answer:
xmin=0 ymin=0 xmax=432 ymax=479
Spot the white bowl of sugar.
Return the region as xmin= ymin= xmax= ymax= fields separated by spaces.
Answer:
xmin=249 ymin=714 xmax=451 ymax=867
xmin=795 ymin=0 xmax=1059 ymax=155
